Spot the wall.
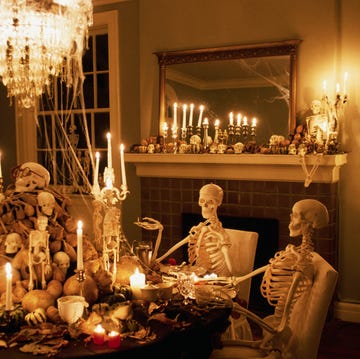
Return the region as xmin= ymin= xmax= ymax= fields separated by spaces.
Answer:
xmin=138 ymin=0 xmax=360 ymax=313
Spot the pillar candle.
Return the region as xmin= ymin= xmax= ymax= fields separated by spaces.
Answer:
xmin=119 ymin=144 xmax=127 ymax=187
xmin=129 ymin=267 xmax=145 ymax=299
xmin=92 ymin=324 xmax=106 ymax=345
xmin=197 ymin=105 xmax=204 ymax=127
xmin=5 ymin=262 xmax=12 ymax=310
xmin=106 ymin=132 xmax=112 ymax=169
xmin=77 ymin=221 xmax=84 ymax=271
xmin=189 ymin=103 xmax=194 ymax=126
xmin=182 ymin=104 xmax=187 ymax=129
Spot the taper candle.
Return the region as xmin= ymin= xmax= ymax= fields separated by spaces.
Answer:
xmin=182 ymin=104 xmax=187 ymax=129
xmin=173 ymin=102 xmax=178 ymax=128
xmin=197 ymin=105 xmax=204 ymax=127
xmin=77 ymin=221 xmax=84 ymax=271
xmin=120 ymin=144 xmax=127 ymax=187
xmin=189 ymin=103 xmax=194 ymax=126
xmin=5 ymin=262 xmax=12 ymax=310
xmin=94 ymin=152 xmax=100 ymax=187
xmin=106 ymin=132 xmax=112 ymax=169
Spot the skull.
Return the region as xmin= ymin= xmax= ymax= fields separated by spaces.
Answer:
xmin=53 ymin=251 xmax=71 ymax=275
xmin=198 ymin=183 xmax=223 ymax=219
xmin=5 ymin=232 xmax=22 ymax=254
xmin=14 ymin=162 xmax=50 ymax=192
xmin=289 ymin=199 xmax=329 ymax=237
xmin=190 ymin=135 xmax=201 ymax=153
xmin=311 ymin=99 xmax=322 ymax=115
xmin=147 ymin=144 xmax=155 ymax=154
xmin=234 ymin=142 xmax=244 ymax=154
xmin=288 ymin=143 xmax=297 ymax=155
xmin=209 ymin=142 xmax=218 ymax=154
xmin=217 ymin=143 xmax=227 ymax=154
xmin=179 ymin=143 xmax=188 ymax=154
xmin=37 ymin=192 xmax=56 ymax=216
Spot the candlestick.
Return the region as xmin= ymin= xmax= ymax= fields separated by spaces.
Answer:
xmin=108 ymin=331 xmax=121 ymax=349
xmin=173 ymin=102 xmax=178 ymax=129
xmin=129 ymin=267 xmax=145 ymax=299
xmin=106 ymin=132 xmax=112 ymax=169
xmin=120 ymin=144 xmax=127 ymax=187
xmin=77 ymin=221 xmax=84 ymax=271
xmin=189 ymin=103 xmax=194 ymax=126
xmin=182 ymin=104 xmax=187 ymax=129
xmin=5 ymin=262 xmax=12 ymax=310
xmin=197 ymin=105 xmax=204 ymax=127
xmin=93 ymin=324 xmax=106 ymax=345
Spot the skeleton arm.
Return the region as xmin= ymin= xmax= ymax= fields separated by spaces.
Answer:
xmin=233 ymin=265 xmax=270 ymax=287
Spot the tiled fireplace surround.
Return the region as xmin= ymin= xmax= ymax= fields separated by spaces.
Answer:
xmin=126 ymin=153 xmax=347 ymax=271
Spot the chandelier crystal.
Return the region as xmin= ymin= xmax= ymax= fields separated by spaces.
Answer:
xmin=0 ymin=0 xmax=93 ymax=108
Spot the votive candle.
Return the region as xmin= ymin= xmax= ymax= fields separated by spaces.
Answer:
xmin=108 ymin=331 xmax=121 ymax=349
xmin=93 ymin=324 xmax=106 ymax=345
xmin=129 ymin=267 xmax=145 ymax=299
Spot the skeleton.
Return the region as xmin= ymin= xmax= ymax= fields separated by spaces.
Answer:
xmin=37 ymin=191 xmax=56 ymax=217
xmin=28 ymin=216 xmax=51 ymax=290
xmin=233 ymin=199 xmax=329 ymax=357
xmin=5 ymin=232 xmax=22 ymax=255
xmin=14 ymin=162 xmax=50 ymax=192
xmin=53 ymin=251 xmax=70 ymax=275
xmin=145 ymin=184 xmax=233 ymax=276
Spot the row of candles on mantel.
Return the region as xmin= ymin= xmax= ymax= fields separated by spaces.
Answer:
xmin=169 ymin=102 xmax=258 ymax=133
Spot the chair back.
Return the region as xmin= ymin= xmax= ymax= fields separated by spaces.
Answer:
xmin=225 ymin=228 xmax=258 ymax=304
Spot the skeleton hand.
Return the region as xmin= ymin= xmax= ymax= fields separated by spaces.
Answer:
xmin=134 ymin=217 xmax=164 ymax=231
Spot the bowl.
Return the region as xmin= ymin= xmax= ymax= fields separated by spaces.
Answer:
xmin=141 ymin=282 xmax=174 ymax=301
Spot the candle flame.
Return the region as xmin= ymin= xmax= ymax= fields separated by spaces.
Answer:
xmin=94 ymin=324 xmax=105 ymax=333
xmin=5 ymin=262 xmax=12 ymax=278
xmin=77 ymin=220 xmax=83 ymax=230
xmin=95 ymin=151 xmax=100 ymax=159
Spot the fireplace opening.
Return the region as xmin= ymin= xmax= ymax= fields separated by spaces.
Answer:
xmin=182 ymin=213 xmax=279 ymax=317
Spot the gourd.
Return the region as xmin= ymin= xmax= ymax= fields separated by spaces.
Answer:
xmin=22 ymin=289 xmax=56 ymax=313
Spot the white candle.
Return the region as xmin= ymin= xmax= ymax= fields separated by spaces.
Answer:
xmin=182 ymin=104 xmax=187 ymax=129
xmin=93 ymin=152 xmax=100 ymax=187
xmin=243 ymin=116 xmax=248 ymax=126
xmin=197 ymin=105 xmax=204 ymax=127
xmin=189 ymin=103 xmax=194 ymax=126
xmin=129 ymin=267 xmax=145 ymax=299
xmin=229 ymin=112 xmax=234 ymax=126
xmin=120 ymin=144 xmax=127 ymax=187
xmin=252 ymin=117 xmax=257 ymax=127
xmin=77 ymin=221 xmax=84 ymax=271
xmin=214 ymin=119 xmax=220 ymax=143
xmin=173 ymin=103 xmax=178 ymax=128
xmin=336 ymin=83 xmax=340 ymax=94
xmin=322 ymin=80 xmax=327 ymax=96
xmin=106 ymin=132 xmax=112 ymax=169
xmin=343 ymin=72 xmax=348 ymax=95
xmin=203 ymin=117 xmax=209 ymax=126
xmin=5 ymin=262 xmax=12 ymax=310
xmin=163 ymin=122 xmax=168 ymax=136
xmin=237 ymin=113 xmax=242 ymax=127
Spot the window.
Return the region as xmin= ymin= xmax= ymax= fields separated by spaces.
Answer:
xmin=16 ymin=10 xmax=120 ymax=194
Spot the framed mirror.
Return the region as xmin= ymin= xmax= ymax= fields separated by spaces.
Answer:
xmin=155 ymin=39 xmax=301 ymax=145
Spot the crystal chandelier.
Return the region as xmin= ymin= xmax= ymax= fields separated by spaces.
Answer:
xmin=0 ymin=0 xmax=93 ymax=108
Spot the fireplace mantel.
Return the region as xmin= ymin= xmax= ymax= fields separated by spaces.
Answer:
xmin=125 ymin=153 xmax=347 ymax=183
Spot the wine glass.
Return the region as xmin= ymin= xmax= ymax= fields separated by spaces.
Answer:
xmin=177 ymin=271 xmax=195 ymax=305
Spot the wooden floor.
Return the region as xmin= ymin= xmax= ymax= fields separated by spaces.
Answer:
xmin=317 ymin=319 xmax=360 ymax=359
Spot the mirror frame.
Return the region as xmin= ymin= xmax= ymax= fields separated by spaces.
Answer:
xmin=155 ymin=39 xmax=301 ymax=137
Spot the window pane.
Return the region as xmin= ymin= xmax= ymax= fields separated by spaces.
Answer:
xmin=83 ymin=36 xmax=93 ymax=72
xmin=83 ymin=74 xmax=94 ymax=108
xmin=97 ymin=73 xmax=109 ymax=108
xmin=37 ymin=116 xmax=52 ymax=148
xmin=96 ymin=34 xmax=109 ymax=71
xmin=74 ymin=113 xmax=91 ymax=149
xmin=94 ymin=112 xmax=110 ymax=147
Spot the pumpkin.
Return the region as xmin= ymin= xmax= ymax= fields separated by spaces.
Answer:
xmin=63 ymin=274 xmax=98 ymax=305
xmin=22 ymin=289 xmax=56 ymax=312
xmin=46 ymin=279 xmax=63 ymax=299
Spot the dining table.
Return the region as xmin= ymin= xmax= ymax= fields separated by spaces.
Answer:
xmin=1 ymin=292 xmax=232 ymax=359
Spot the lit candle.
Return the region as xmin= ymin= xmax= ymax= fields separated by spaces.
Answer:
xmin=77 ymin=221 xmax=83 ymax=271
xmin=229 ymin=112 xmax=234 ymax=126
xmin=108 ymin=330 xmax=121 ymax=349
xmin=129 ymin=267 xmax=145 ymax=299
xmin=214 ymin=119 xmax=220 ymax=143
xmin=322 ymin=80 xmax=327 ymax=96
xmin=182 ymin=104 xmax=187 ymax=129
xmin=237 ymin=113 xmax=242 ymax=127
xmin=163 ymin=122 xmax=168 ymax=136
xmin=173 ymin=102 xmax=178 ymax=128
xmin=5 ymin=262 xmax=12 ymax=310
xmin=119 ymin=144 xmax=127 ymax=187
xmin=92 ymin=324 xmax=106 ymax=345
xmin=251 ymin=117 xmax=257 ymax=127
xmin=106 ymin=132 xmax=112 ymax=169
xmin=93 ymin=152 xmax=100 ymax=187
xmin=189 ymin=103 xmax=194 ymax=126
xmin=197 ymin=105 xmax=204 ymax=127
xmin=336 ymin=83 xmax=340 ymax=94
xmin=203 ymin=117 xmax=209 ymax=126
xmin=243 ymin=116 xmax=248 ymax=126
xmin=343 ymin=72 xmax=348 ymax=95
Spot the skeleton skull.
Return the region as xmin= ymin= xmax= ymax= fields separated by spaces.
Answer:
xmin=288 ymin=143 xmax=297 ymax=155
xmin=14 ymin=162 xmax=50 ymax=192
xmin=190 ymin=135 xmax=201 ymax=153
xmin=311 ymin=99 xmax=322 ymax=115
xmin=37 ymin=192 xmax=56 ymax=216
xmin=53 ymin=251 xmax=70 ymax=275
xmin=198 ymin=183 xmax=223 ymax=219
xmin=147 ymin=144 xmax=155 ymax=154
xmin=234 ymin=142 xmax=244 ymax=154
xmin=5 ymin=232 xmax=22 ymax=254
xmin=289 ymin=199 xmax=329 ymax=237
